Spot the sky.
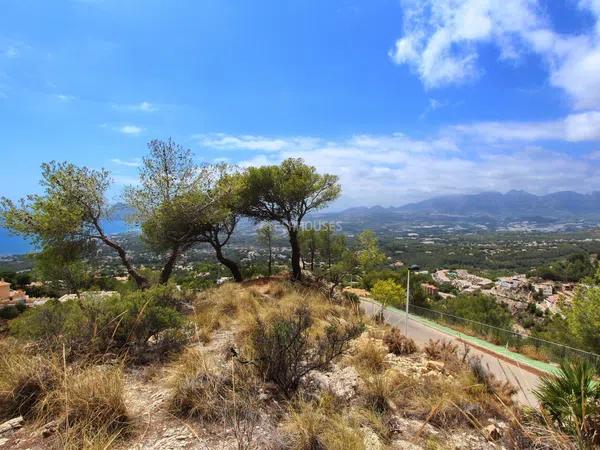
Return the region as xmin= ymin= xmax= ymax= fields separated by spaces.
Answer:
xmin=1 ymin=0 xmax=600 ymax=209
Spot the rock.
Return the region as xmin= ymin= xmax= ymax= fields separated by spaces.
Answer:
xmin=392 ymin=439 xmax=423 ymax=449
xmin=484 ymin=423 xmax=502 ymax=441
xmin=0 ymin=438 xmax=7 ymax=447
xmin=0 ymin=416 xmax=23 ymax=435
xmin=363 ymin=428 xmax=383 ymax=450
xmin=426 ymin=360 xmax=445 ymax=372
xmin=40 ymin=421 xmax=57 ymax=438
xmin=302 ymin=365 xmax=360 ymax=401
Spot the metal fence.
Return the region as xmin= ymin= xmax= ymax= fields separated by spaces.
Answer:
xmin=406 ymin=303 xmax=600 ymax=369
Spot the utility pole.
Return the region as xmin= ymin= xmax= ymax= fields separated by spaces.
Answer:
xmin=405 ymin=268 xmax=410 ymax=334
xmin=405 ymin=264 xmax=420 ymax=337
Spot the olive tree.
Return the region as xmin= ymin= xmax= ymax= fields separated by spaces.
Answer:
xmin=239 ymin=158 xmax=340 ymax=281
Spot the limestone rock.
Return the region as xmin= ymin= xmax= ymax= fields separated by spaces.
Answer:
xmin=0 ymin=416 xmax=23 ymax=435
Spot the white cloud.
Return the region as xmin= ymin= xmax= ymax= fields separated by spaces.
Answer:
xmin=118 ymin=125 xmax=143 ymax=135
xmin=55 ymin=94 xmax=76 ymax=102
xmin=390 ymin=0 xmax=600 ymax=110
xmin=195 ymin=133 xmax=320 ymax=152
xmin=110 ymin=158 xmax=141 ymax=167
xmin=113 ymin=101 xmax=158 ymax=112
xmin=448 ymin=111 xmax=600 ymax=142
xmin=204 ymin=131 xmax=600 ymax=207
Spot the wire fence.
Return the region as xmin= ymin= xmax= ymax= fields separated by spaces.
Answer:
xmin=406 ymin=303 xmax=600 ymax=370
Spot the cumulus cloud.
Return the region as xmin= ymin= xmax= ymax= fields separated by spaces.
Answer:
xmin=198 ymin=131 xmax=600 ymax=207
xmin=390 ymin=0 xmax=600 ymax=110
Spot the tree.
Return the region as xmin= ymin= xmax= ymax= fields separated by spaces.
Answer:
xmin=566 ymin=286 xmax=600 ymax=353
xmin=355 ymin=230 xmax=387 ymax=273
xmin=257 ymin=224 xmax=274 ymax=276
xmin=299 ymin=228 xmax=318 ymax=272
xmin=34 ymin=241 xmax=92 ymax=297
xmin=124 ymin=139 xmax=215 ymax=284
xmin=371 ymin=279 xmax=406 ymax=311
xmin=239 ymin=158 xmax=340 ymax=281
xmin=318 ymin=223 xmax=345 ymax=269
xmin=0 ymin=162 xmax=149 ymax=289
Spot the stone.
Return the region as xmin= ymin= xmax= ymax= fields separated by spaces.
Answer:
xmin=0 ymin=416 xmax=23 ymax=435
xmin=363 ymin=428 xmax=383 ymax=450
xmin=426 ymin=360 xmax=445 ymax=372
xmin=40 ymin=421 xmax=57 ymax=438
xmin=484 ymin=423 xmax=502 ymax=441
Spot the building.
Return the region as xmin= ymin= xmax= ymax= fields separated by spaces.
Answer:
xmin=421 ymin=283 xmax=438 ymax=296
xmin=0 ymin=279 xmax=29 ymax=305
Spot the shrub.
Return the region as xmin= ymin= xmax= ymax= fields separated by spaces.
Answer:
xmin=246 ymin=305 xmax=363 ymax=397
xmin=0 ymin=350 xmax=59 ymax=420
xmin=383 ymin=328 xmax=417 ymax=355
xmin=423 ymin=339 xmax=458 ymax=361
xmin=534 ymin=360 xmax=600 ymax=446
xmin=10 ymin=286 xmax=186 ymax=358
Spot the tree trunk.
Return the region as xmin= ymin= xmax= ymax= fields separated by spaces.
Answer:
xmin=268 ymin=242 xmax=272 ymax=276
xmin=159 ymin=245 xmax=180 ymax=284
xmin=99 ymin=236 xmax=149 ymax=289
xmin=289 ymin=228 xmax=302 ymax=281
xmin=214 ymin=244 xmax=243 ymax=282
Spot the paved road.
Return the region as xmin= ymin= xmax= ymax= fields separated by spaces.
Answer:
xmin=361 ymin=299 xmax=541 ymax=406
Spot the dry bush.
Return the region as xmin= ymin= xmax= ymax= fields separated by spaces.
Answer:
xmin=264 ymin=281 xmax=290 ymax=299
xmin=383 ymin=328 xmax=417 ymax=355
xmin=423 ymin=339 xmax=458 ymax=361
xmin=282 ymin=397 xmax=366 ymax=450
xmin=0 ymin=349 xmax=60 ymax=420
xmin=167 ymin=348 xmax=260 ymax=424
xmin=167 ymin=349 xmax=227 ymax=421
xmin=241 ymin=302 xmax=363 ymax=397
xmin=349 ymin=336 xmax=388 ymax=374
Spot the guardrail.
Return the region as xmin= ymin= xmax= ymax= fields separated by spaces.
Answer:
xmin=407 ymin=303 xmax=600 ymax=369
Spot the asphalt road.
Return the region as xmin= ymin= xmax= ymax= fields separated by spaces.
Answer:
xmin=360 ymin=299 xmax=541 ymax=406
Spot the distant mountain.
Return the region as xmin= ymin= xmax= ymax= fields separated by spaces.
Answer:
xmin=397 ymin=190 xmax=600 ymax=218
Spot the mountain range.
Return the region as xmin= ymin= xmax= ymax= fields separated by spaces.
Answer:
xmin=333 ymin=191 xmax=600 ymax=220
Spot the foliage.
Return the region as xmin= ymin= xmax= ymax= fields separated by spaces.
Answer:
xmin=534 ymin=360 xmax=600 ymax=446
xmin=246 ymin=304 xmax=363 ymax=397
xmin=355 ymin=230 xmax=386 ymax=273
xmin=10 ymin=285 xmax=186 ymax=358
xmin=239 ymin=158 xmax=341 ymax=280
xmin=432 ymin=293 xmax=513 ymax=329
xmin=371 ymin=278 xmax=406 ymax=309
xmin=532 ymin=253 xmax=595 ymax=282
xmin=0 ymin=161 xmax=148 ymax=287
xmin=566 ymin=286 xmax=600 ymax=353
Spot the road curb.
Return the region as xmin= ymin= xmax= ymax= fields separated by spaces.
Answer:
xmin=360 ymin=298 xmax=556 ymax=377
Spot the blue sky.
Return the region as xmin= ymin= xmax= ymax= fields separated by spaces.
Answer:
xmin=1 ymin=0 xmax=600 ymax=208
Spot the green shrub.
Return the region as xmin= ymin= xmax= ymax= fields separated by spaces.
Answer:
xmin=10 ymin=286 xmax=186 ymax=358
xmin=534 ymin=360 xmax=600 ymax=446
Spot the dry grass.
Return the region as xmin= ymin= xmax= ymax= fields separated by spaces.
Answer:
xmin=166 ymin=348 xmax=227 ymax=421
xmin=0 ymin=347 xmax=60 ymax=420
xmin=42 ymin=364 xmax=130 ymax=449
xmin=281 ymin=396 xmax=367 ymax=450
xmin=348 ymin=335 xmax=388 ymax=374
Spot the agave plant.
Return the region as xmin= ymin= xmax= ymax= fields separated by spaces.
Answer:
xmin=534 ymin=359 xmax=600 ymax=446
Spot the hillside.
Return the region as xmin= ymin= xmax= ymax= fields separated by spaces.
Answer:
xmin=0 ymin=281 xmax=575 ymax=449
